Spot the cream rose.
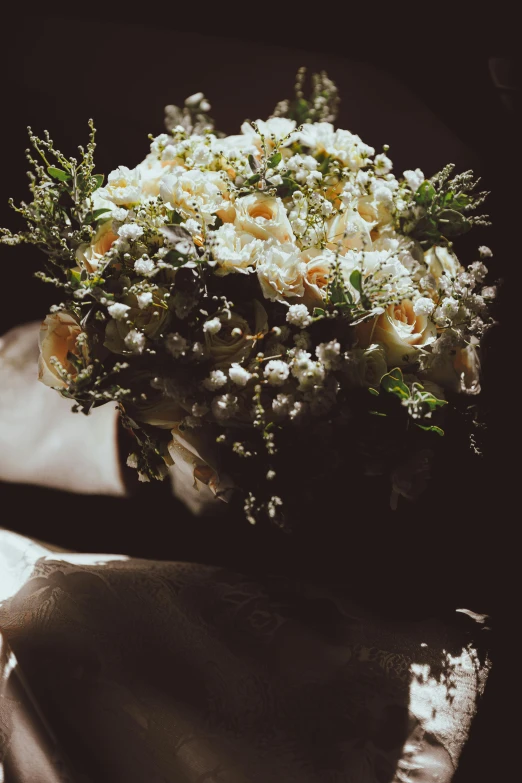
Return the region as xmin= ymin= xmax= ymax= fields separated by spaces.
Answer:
xmin=422 ymin=343 xmax=481 ymax=395
xmin=211 ymin=133 xmax=259 ymax=161
xmin=298 ymin=123 xmax=375 ymax=170
xmin=325 ymin=207 xmax=372 ymax=253
xmin=240 ymin=117 xmax=297 ymax=151
xmin=344 ymin=344 xmax=388 ymax=388
xmin=205 ymin=301 xmax=268 ymax=368
xmin=38 ymin=312 xmax=88 ymax=388
xmin=424 ymin=245 xmax=463 ymax=284
xmin=76 ymin=219 xmax=118 ymax=274
xmin=97 ymin=166 xmax=141 ymax=206
xmin=302 ymin=248 xmax=337 ymax=306
xmin=168 ymin=423 xmax=234 ymax=503
xmin=233 ymin=194 xmax=295 ymax=244
xmin=256 ymin=242 xmax=306 ymax=302
xmin=356 ymin=299 xmax=436 ymax=366
xmin=159 ymin=169 xmax=232 ymax=225
xmin=357 ymin=192 xmax=393 ymax=233
xmin=211 ymin=223 xmax=264 ymax=276
xmin=137 ymin=153 xmax=184 ymax=198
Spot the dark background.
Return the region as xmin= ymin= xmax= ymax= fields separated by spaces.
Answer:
xmin=0 ymin=14 xmax=517 ymax=780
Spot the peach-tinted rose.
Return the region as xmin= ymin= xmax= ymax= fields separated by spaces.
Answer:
xmin=301 ymin=249 xmax=336 ymax=306
xmin=76 ymin=220 xmax=118 ymax=274
xmin=325 ymin=207 xmax=372 ymax=253
xmin=356 ymin=299 xmax=436 ymax=366
xmin=38 ymin=312 xmax=87 ymax=388
xmin=233 ymin=194 xmax=295 ymax=243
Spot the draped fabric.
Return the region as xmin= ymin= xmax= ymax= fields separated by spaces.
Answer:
xmin=0 ymin=530 xmax=490 ymax=783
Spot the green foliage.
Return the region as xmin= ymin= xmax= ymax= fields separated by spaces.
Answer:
xmin=271 ymin=67 xmax=340 ymax=125
xmin=47 ymin=166 xmax=71 ymax=182
xmin=0 ymin=121 xmax=105 ymax=278
xmin=381 ymin=368 xmax=410 ymax=399
xmin=349 ymin=269 xmax=362 ymax=293
xmin=401 ymin=163 xmax=490 ymax=247
xmin=371 ymin=368 xmax=447 ymax=433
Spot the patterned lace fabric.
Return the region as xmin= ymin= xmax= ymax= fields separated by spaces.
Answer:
xmin=0 ymin=529 xmax=490 ymax=783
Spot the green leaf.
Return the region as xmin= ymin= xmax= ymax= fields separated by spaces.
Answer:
xmin=414 ymin=180 xmax=435 ymax=206
xmin=47 ymin=166 xmax=71 ymax=182
xmin=437 ymin=209 xmax=472 ymax=237
xmin=369 ymin=410 xmax=387 ymax=417
xmin=313 ymin=307 xmax=326 ymax=318
xmin=85 ymin=208 xmax=112 ymax=224
xmin=162 ymin=250 xmax=188 ymax=268
xmin=349 ymin=269 xmax=362 ymax=293
xmin=381 ymin=368 xmax=410 ymax=400
xmin=246 ymin=173 xmax=261 ymax=186
xmin=248 ymin=154 xmax=260 ymax=173
xmin=169 ymin=210 xmax=183 ymax=225
xmin=416 ymin=423 xmax=445 ymax=436
xmin=329 ymin=282 xmax=346 ymax=307
xmin=368 ymin=387 xmax=379 ymax=396
xmin=451 ymin=193 xmax=471 ymax=209
xmin=66 ymin=268 xmax=82 ymax=287
xmin=92 ymin=174 xmax=104 ymax=189
xmin=268 ymin=152 xmax=282 ymax=169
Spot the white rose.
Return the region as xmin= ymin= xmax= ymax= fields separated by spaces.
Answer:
xmin=325 ymin=207 xmax=372 ymax=252
xmin=356 ymin=299 xmax=437 ymax=366
xmin=233 ymin=194 xmax=295 ymax=244
xmin=76 ymin=219 xmax=118 ymax=274
xmin=424 ymin=245 xmax=463 ymax=284
xmin=341 ymin=249 xmax=412 ymax=300
xmin=205 ymin=301 xmax=268 ymax=368
xmin=344 ymin=344 xmax=388 ymax=388
xmin=97 ymin=166 xmax=141 ymax=206
xmin=211 ymin=134 xmax=258 ymax=161
xmin=256 ymin=241 xmax=306 ymax=302
xmin=137 ymin=153 xmax=184 ymax=198
xmin=240 ymin=117 xmax=297 ymax=151
xmin=90 ymin=188 xmax=119 ymax=216
xmin=302 ymin=248 xmax=337 ymax=306
xmin=298 ymin=123 xmax=375 ymax=170
xmin=210 ymin=223 xmax=264 ymax=276
xmin=160 ymin=169 xmax=231 ymax=225
xmin=356 ymin=192 xmax=393 ymax=232
xmin=38 ymin=312 xmax=88 ymax=388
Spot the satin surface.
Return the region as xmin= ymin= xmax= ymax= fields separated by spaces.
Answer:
xmin=0 ymin=530 xmax=490 ymax=783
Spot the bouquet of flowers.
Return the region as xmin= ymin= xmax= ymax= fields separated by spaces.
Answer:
xmin=1 ymin=70 xmax=495 ymax=524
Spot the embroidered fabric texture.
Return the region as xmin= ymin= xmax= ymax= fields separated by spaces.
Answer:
xmin=0 ymin=530 xmax=490 ymax=783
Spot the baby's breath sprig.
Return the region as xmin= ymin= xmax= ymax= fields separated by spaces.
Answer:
xmin=398 ymin=163 xmax=490 ymax=247
xmin=271 ymin=67 xmax=340 ymax=125
xmin=1 ymin=121 xmax=104 ymax=274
